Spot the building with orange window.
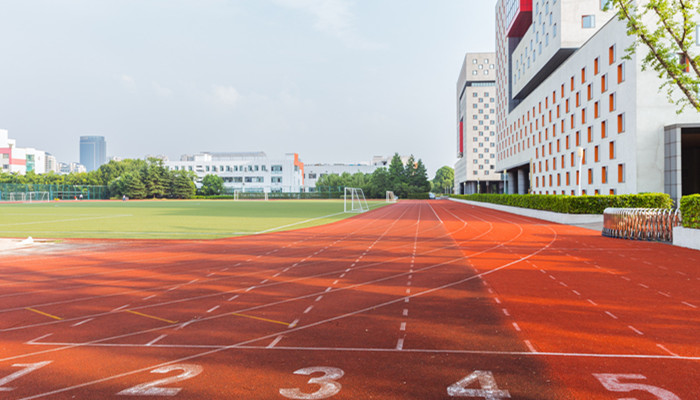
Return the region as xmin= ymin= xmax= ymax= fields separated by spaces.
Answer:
xmin=494 ymin=0 xmax=700 ymax=201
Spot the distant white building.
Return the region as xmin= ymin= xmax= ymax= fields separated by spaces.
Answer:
xmin=304 ymin=163 xmax=378 ymax=192
xmin=166 ymin=152 xmax=305 ymax=193
xmin=0 ymin=129 xmax=48 ymax=174
xmin=59 ymin=162 xmax=87 ymax=174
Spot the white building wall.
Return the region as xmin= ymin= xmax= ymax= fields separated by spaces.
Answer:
xmin=304 ymin=163 xmax=378 ymax=191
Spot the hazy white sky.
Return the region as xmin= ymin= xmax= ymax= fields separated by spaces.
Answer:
xmin=0 ymin=0 xmax=496 ymax=176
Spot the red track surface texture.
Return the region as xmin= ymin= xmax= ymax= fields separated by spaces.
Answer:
xmin=1 ymin=200 xmax=698 ymax=399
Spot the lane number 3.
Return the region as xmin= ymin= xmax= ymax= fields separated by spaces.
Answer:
xmin=279 ymin=367 xmax=344 ymax=399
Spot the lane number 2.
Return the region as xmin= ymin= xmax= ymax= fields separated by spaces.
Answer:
xmin=279 ymin=367 xmax=344 ymax=399
xmin=118 ymin=364 xmax=203 ymax=396
xmin=0 ymin=361 xmax=52 ymax=392
xmin=447 ymin=370 xmax=511 ymax=399
xmin=593 ymin=374 xmax=680 ymax=400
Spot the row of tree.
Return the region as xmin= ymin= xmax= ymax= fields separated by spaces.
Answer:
xmin=0 ymin=158 xmax=196 ymax=199
xmin=315 ymin=154 xmax=432 ymax=198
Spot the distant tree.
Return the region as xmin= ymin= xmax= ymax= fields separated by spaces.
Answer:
xmin=170 ymin=170 xmax=196 ymax=199
xmin=411 ymin=159 xmax=431 ymax=192
xmin=432 ymin=166 xmax=455 ymax=194
xmin=388 ymin=153 xmax=406 ymax=188
xmin=608 ymin=0 xmax=700 ymax=112
xmin=109 ymin=171 xmax=146 ymax=199
xmin=144 ymin=158 xmax=169 ymax=198
xmin=365 ymin=167 xmax=390 ymax=198
xmin=200 ymin=174 xmax=224 ymax=196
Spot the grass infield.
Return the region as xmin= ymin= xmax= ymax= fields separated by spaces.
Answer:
xmin=0 ymin=199 xmax=387 ymax=239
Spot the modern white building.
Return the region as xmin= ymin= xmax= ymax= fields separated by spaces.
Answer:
xmin=495 ymin=0 xmax=700 ymax=201
xmin=455 ymin=52 xmax=501 ymax=194
xmin=166 ymin=152 xmax=305 ymax=193
xmin=0 ymin=129 xmax=47 ymax=174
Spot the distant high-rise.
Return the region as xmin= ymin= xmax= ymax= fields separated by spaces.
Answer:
xmin=79 ymin=136 xmax=106 ymax=172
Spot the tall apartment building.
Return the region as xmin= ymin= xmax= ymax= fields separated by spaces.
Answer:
xmin=79 ymin=136 xmax=107 ymax=172
xmin=454 ymin=53 xmax=500 ymax=194
xmin=495 ymin=0 xmax=700 ymax=201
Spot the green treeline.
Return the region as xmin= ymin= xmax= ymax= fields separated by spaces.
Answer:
xmin=315 ymin=154 xmax=431 ymax=198
xmin=0 ymin=158 xmax=196 ymax=199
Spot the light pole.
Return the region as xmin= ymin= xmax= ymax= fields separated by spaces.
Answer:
xmin=503 ymin=169 xmax=507 ymax=194
xmin=577 ymin=147 xmax=584 ymax=196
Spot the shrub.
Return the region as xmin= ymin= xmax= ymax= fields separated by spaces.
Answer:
xmin=448 ymin=193 xmax=672 ymax=214
xmin=407 ymin=192 xmax=430 ymax=200
xmin=680 ymin=194 xmax=700 ymax=229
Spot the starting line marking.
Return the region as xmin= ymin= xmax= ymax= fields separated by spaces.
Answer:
xmin=231 ymin=313 xmax=290 ymax=327
xmin=25 ymin=308 xmax=62 ymax=321
xmin=124 ymin=310 xmax=178 ymax=324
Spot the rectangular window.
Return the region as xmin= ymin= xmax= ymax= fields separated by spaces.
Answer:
xmin=617 ymin=113 xmax=625 ymax=133
xmin=594 ymin=145 xmax=599 ymax=162
xmin=566 ymin=99 xmax=570 ymax=113
xmin=566 ymin=172 xmax=571 ymax=185
xmin=601 ymin=120 xmax=607 ymax=138
xmin=609 ymin=45 xmax=616 ymax=64
xmin=618 ymin=163 xmax=625 ymax=182
xmin=617 ymin=63 xmax=625 ymax=83
xmin=566 ymin=135 xmax=570 ymax=149
xmin=594 ymin=101 xmax=600 ymax=118
xmin=576 ymin=92 xmax=581 ymax=107
xmin=576 ymin=131 xmax=581 ymax=146
xmin=609 ymin=141 xmax=615 ymax=159
xmin=582 ymin=108 xmax=587 ymax=124
xmin=588 ymin=168 xmax=593 ymax=184
xmin=588 ymin=126 xmax=593 ymax=142
xmin=570 ymin=76 xmax=575 ymax=91
xmin=594 ymin=57 xmax=599 ymax=74
xmin=602 ymin=166 xmax=608 ymax=184
xmin=582 ymin=67 xmax=587 ymax=83
xmin=582 ymin=15 xmax=595 ymax=28
xmin=609 ymin=93 xmax=616 ymax=111
xmin=601 ymin=74 xmax=607 ymax=92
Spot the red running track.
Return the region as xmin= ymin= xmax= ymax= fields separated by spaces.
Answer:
xmin=0 ymin=200 xmax=698 ymax=399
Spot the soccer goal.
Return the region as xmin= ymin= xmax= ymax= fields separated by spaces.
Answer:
xmin=386 ymin=191 xmax=397 ymax=203
xmin=344 ymin=187 xmax=369 ymax=213
xmin=9 ymin=191 xmax=49 ymax=203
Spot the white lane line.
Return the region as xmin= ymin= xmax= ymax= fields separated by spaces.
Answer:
xmin=112 ymin=304 xmax=129 ymax=312
xmin=324 ymin=287 xmax=332 ymax=293
xmin=332 ymin=280 xmax=339 ymax=285
xmin=402 ymin=309 xmax=408 ymax=317
xmin=267 ymin=335 xmax=284 ymax=348
xmin=494 ymin=297 xmax=502 ymax=304
xmin=146 ymin=335 xmax=167 ymax=346
xmin=559 ymin=282 xmax=568 ymax=287
xmin=260 ymin=279 xmax=269 ymax=284
xmin=407 ymin=281 xmax=412 ymax=286
xmin=682 ymin=301 xmax=697 ymax=309
xmin=404 ymin=297 xmax=409 ymax=303
xmin=512 ymin=322 xmax=521 ymax=332
xmin=72 ymin=318 xmax=94 ymax=327
xmin=207 ymin=306 xmax=220 ymax=313
xmin=487 ymin=288 xmax=494 ymax=294
xmin=628 ymin=325 xmax=644 ymax=335
xmin=405 ymin=288 xmax=411 ymax=294
xmin=524 ymin=340 xmax=537 ymax=353
xmin=315 ymin=296 xmax=323 ymax=302
xmin=638 ymin=283 xmax=649 ymax=289
xmin=656 ymin=344 xmax=680 ymax=357
xmin=676 ymin=271 xmax=687 ymax=276
xmin=396 ymin=337 xmax=405 ymax=350
xmin=176 ymin=321 xmax=193 ymax=330
xmin=288 ymin=318 xmax=299 ymax=329
xmin=186 ymin=279 xmax=198 ymax=285
xmin=502 ymin=309 xmax=510 ymax=316
xmin=167 ymin=285 xmax=181 ymax=292
xmin=143 ymin=295 xmax=156 ymax=300
xmin=572 ymin=290 xmax=581 ymax=296
xmin=25 ymin=333 xmax=53 ymax=344
xmin=400 ymin=322 xmax=406 ymax=331
xmin=658 ymin=291 xmax=671 ymax=298
xmin=587 ymin=299 xmax=598 ymax=306
xmin=621 ymin=276 xmax=631 ymax=281
xmin=339 ymin=274 xmax=346 ymax=278
xmin=548 ymin=275 xmax=556 ymax=280
xmin=245 ymin=286 xmax=256 ymax=292
xmin=228 ymin=295 xmax=239 ymax=302
xmin=303 ymin=306 xmax=314 ymax=314
xmin=206 ymin=273 xmax=215 ymax=277
xmin=272 ymin=273 xmax=281 ymax=278
xmin=221 ymin=268 xmax=228 ymax=272
xmin=605 ymin=311 xmax=618 ymax=320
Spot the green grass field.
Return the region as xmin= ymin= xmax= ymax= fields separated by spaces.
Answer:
xmin=0 ymin=199 xmax=387 ymax=239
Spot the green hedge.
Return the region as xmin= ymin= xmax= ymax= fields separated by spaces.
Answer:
xmin=680 ymin=194 xmax=700 ymax=229
xmin=449 ymin=193 xmax=673 ymax=214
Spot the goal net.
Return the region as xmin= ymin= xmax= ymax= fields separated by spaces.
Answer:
xmin=344 ymin=187 xmax=369 ymax=213
xmin=9 ymin=191 xmax=50 ymax=203
xmin=386 ymin=191 xmax=397 ymax=203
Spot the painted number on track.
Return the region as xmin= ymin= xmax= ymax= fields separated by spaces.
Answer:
xmin=0 ymin=361 xmax=52 ymax=392
xmin=447 ymin=370 xmax=511 ymax=399
xmin=593 ymin=373 xmax=680 ymax=400
xmin=117 ymin=364 xmax=203 ymax=396
xmin=279 ymin=366 xmax=344 ymax=399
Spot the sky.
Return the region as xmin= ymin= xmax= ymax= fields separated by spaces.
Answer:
xmin=0 ymin=0 xmax=497 ymax=176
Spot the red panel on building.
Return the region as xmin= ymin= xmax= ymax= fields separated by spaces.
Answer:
xmin=506 ymin=0 xmax=532 ymax=38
